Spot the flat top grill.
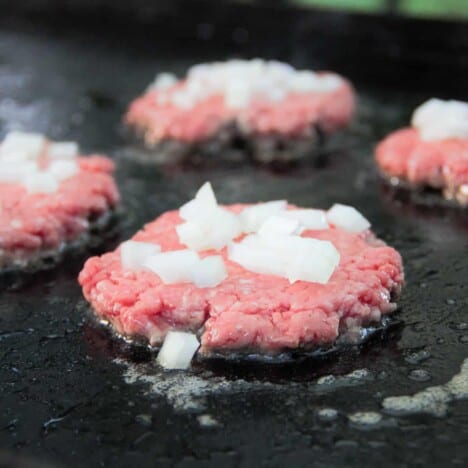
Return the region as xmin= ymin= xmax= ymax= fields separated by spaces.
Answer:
xmin=0 ymin=9 xmax=467 ymax=468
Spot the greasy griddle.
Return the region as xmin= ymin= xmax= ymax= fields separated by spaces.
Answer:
xmin=0 ymin=6 xmax=467 ymax=468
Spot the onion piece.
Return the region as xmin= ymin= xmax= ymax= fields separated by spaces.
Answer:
xmin=120 ymin=240 xmax=161 ymax=270
xmin=48 ymin=142 xmax=79 ymax=159
xmin=411 ymin=98 xmax=468 ymax=141
xmin=228 ymin=240 xmax=286 ymax=278
xmin=179 ymin=182 xmax=218 ymax=223
xmin=157 ymin=331 xmax=200 ymax=370
xmin=257 ymin=215 xmax=302 ymax=238
xmin=144 ymin=249 xmax=200 ymax=284
xmin=48 ymin=160 xmax=79 ymax=180
xmin=1 ymin=132 xmax=46 ymax=159
xmin=281 ymin=209 xmax=329 ymax=230
xmin=326 ymin=204 xmax=370 ymax=233
xmin=23 ymin=172 xmax=58 ymax=193
xmin=178 ymin=182 xmax=242 ymax=250
xmin=149 ymin=72 xmax=178 ymax=91
xmin=0 ymin=161 xmax=38 ymax=183
xmin=285 ymin=239 xmax=340 ymax=284
xmin=239 ymin=200 xmax=288 ymax=233
xmin=192 ymin=256 xmax=227 ymax=288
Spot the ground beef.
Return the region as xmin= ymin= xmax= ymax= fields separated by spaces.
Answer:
xmin=79 ymin=205 xmax=404 ymax=355
xmin=375 ymin=128 xmax=468 ymax=206
xmin=125 ymin=76 xmax=355 ymax=162
xmin=0 ymin=156 xmax=119 ymax=269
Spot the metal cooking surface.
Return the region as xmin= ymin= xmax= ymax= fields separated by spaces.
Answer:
xmin=0 ymin=18 xmax=467 ymax=468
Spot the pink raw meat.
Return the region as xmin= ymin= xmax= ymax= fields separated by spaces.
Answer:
xmin=125 ymin=75 xmax=355 ymax=146
xmin=79 ymin=205 xmax=404 ymax=355
xmin=0 ymin=155 xmax=119 ymax=266
xmin=375 ymin=128 xmax=468 ymax=205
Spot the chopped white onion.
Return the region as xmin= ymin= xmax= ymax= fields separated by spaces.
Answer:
xmin=229 ymin=233 xmax=340 ymax=284
xmin=239 ymin=200 xmax=288 ymax=233
xmin=285 ymin=238 xmax=340 ymax=284
xmin=176 ymin=222 xmax=207 ymax=251
xmin=48 ymin=142 xmax=79 ymax=159
xmin=149 ymin=72 xmax=178 ymax=91
xmin=257 ymin=215 xmax=302 ymax=238
xmin=144 ymin=249 xmax=200 ymax=284
xmin=281 ymin=209 xmax=329 ymax=230
xmin=0 ymin=161 xmax=38 ymax=183
xmin=228 ymin=239 xmax=286 ymax=278
xmin=159 ymin=60 xmax=342 ymax=109
xmin=411 ymin=98 xmax=468 ymax=141
xmin=48 ymin=160 xmax=79 ymax=180
xmin=178 ymin=182 xmax=242 ymax=251
xmin=22 ymin=172 xmax=58 ymax=193
xmin=177 ymin=207 xmax=241 ymax=251
xmin=120 ymin=240 xmax=161 ymax=270
xmin=0 ymin=132 xmax=46 ymax=159
xmin=157 ymin=331 xmax=200 ymax=370
xmin=192 ymin=256 xmax=227 ymax=288
xmin=326 ymin=204 xmax=370 ymax=233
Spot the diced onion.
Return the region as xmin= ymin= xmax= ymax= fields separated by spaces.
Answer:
xmin=149 ymin=72 xmax=178 ymax=91
xmin=239 ymin=200 xmax=288 ymax=233
xmin=144 ymin=249 xmax=200 ymax=284
xmin=156 ymin=60 xmax=343 ymax=110
xmin=0 ymin=161 xmax=38 ymax=183
xmin=192 ymin=256 xmax=227 ymax=288
xmin=48 ymin=142 xmax=79 ymax=159
xmin=257 ymin=215 xmax=302 ymax=238
xmin=0 ymin=132 xmax=46 ymax=159
xmin=281 ymin=209 xmax=329 ymax=230
xmin=23 ymin=172 xmax=58 ymax=193
xmin=228 ymin=232 xmax=340 ymax=284
xmin=48 ymin=160 xmax=79 ymax=180
xmin=178 ymin=182 xmax=242 ymax=250
xmin=157 ymin=331 xmax=200 ymax=370
xmin=326 ymin=204 xmax=370 ymax=233
xmin=120 ymin=240 xmax=161 ymax=270
xmin=412 ymin=98 xmax=468 ymax=141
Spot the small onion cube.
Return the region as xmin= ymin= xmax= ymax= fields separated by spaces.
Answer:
xmin=23 ymin=172 xmax=58 ymax=193
xmin=120 ymin=240 xmax=161 ymax=270
xmin=176 ymin=222 xmax=207 ymax=251
xmin=239 ymin=200 xmax=288 ymax=233
xmin=194 ymin=181 xmax=218 ymax=207
xmin=0 ymin=161 xmax=38 ymax=183
xmin=1 ymin=132 xmax=46 ymax=159
xmin=228 ymin=240 xmax=286 ymax=278
xmin=150 ymin=72 xmax=178 ymax=91
xmin=411 ymin=98 xmax=468 ymax=141
xmin=286 ymin=248 xmax=338 ymax=284
xmin=157 ymin=331 xmax=200 ymax=370
xmin=192 ymin=256 xmax=227 ymax=288
xmin=48 ymin=142 xmax=79 ymax=159
xmin=144 ymin=249 xmax=200 ymax=284
xmin=257 ymin=215 xmax=301 ymax=238
xmin=326 ymin=204 xmax=370 ymax=233
xmin=281 ymin=209 xmax=329 ymax=230
xmin=48 ymin=160 xmax=79 ymax=180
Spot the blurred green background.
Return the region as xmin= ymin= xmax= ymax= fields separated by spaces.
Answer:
xmin=291 ymin=0 xmax=468 ymax=19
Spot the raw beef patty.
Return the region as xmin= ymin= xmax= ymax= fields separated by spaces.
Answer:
xmin=79 ymin=203 xmax=403 ymax=355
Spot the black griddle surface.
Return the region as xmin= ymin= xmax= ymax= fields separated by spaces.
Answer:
xmin=0 ymin=14 xmax=468 ymax=468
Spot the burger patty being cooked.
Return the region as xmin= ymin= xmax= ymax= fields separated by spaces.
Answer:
xmin=79 ymin=184 xmax=403 ymax=357
xmin=375 ymin=99 xmax=468 ymax=206
xmin=0 ymin=133 xmax=120 ymax=271
xmin=125 ymin=59 xmax=355 ymax=164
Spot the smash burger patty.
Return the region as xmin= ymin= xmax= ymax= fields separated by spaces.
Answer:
xmin=79 ymin=184 xmax=403 ymax=358
xmin=0 ymin=132 xmax=119 ymax=270
xmin=125 ymin=59 xmax=355 ymax=163
xmin=376 ymin=98 xmax=468 ymax=206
